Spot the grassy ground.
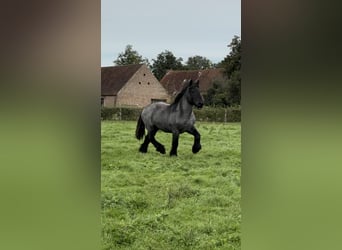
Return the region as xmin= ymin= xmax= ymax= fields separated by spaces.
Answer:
xmin=101 ymin=121 xmax=241 ymax=249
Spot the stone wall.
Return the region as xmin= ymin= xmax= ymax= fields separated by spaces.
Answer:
xmin=103 ymin=96 xmax=116 ymax=108
xmin=116 ymin=64 xmax=170 ymax=107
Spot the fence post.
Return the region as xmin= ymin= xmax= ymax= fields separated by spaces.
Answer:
xmin=224 ymin=108 xmax=227 ymax=123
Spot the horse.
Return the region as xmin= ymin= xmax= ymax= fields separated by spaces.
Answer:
xmin=135 ymin=79 xmax=204 ymax=156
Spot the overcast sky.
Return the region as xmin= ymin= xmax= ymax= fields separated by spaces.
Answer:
xmin=101 ymin=0 xmax=240 ymax=66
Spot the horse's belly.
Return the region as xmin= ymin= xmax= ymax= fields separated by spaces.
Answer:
xmin=154 ymin=121 xmax=172 ymax=133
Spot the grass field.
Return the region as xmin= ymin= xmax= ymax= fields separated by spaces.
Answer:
xmin=101 ymin=121 xmax=241 ymax=249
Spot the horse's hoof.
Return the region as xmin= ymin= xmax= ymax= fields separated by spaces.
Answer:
xmin=192 ymin=144 xmax=202 ymax=154
xmin=139 ymin=146 xmax=147 ymax=153
xmin=156 ymin=146 xmax=166 ymax=154
xmin=170 ymin=151 xmax=177 ymax=157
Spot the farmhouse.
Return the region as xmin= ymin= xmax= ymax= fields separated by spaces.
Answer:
xmin=160 ymin=68 xmax=227 ymax=97
xmin=101 ymin=64 xmax=170 ymax=108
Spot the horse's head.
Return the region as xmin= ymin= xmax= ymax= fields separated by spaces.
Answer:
xmin=187 ymin=79 xmax=204 ymax=109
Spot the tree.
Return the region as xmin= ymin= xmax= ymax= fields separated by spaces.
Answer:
xmin=220 ymin=35 xmax=241 ymax=79
xmin=207 ymin=36 xmax=241 ymax=107
xmin=114 ymin=45 xmax=149 ymax=66
xmin=185 ymin=55 xmax=213 ymax=70
xmin=151 ymin=50 xmax=184 ymax=80
xmin=203 ymin=81 xmax=229 ymax=107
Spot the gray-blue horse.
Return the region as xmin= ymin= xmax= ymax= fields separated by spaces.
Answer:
xmin=135 ymin=79 xmax=204 ymax=156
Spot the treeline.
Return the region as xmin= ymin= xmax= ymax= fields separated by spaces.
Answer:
xmin=113 ymin=36 xmax=241 ymax=107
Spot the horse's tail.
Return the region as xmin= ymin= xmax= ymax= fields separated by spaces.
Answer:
xmin=135 ymin=114 xmax=145 ymax=140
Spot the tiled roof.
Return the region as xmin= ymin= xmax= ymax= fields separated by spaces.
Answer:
xmin=101 ymin=64 xmax=143 ymax=95
xmin=160 ymin=68 xmax=226 ymax=96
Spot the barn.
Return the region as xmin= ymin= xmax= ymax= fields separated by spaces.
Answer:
xmin=160 ymin=68 xmax=227 ymax=98
xmin=101 ymin=64 xmax=170 ymax=108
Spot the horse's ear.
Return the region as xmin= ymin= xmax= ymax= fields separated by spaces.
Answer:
xmin=194 ymin=79 xmax=200 ymax=87
xmin=188 ymin=79 xmax=193 ymax=85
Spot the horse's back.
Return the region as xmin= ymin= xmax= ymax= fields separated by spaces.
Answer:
xmin=142 ymin=102 xmax=169 ymax=117
xmin=141 ymin=102 xmax=169 ymax=127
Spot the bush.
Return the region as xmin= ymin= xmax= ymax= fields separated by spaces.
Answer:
xmin=101 ymin=107 xmax=142 ymax=121
xmin=101 ymin=106 xmax=241 ymax=122
xmin=194 ymin=106 xmax=241 ymax=122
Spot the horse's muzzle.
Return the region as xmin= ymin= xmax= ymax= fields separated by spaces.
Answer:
xmin=196 ymin=102 xmax=204 ymax=109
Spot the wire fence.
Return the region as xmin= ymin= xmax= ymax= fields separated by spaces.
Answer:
xmin=101 ymin=106 xmax=241 ymax=122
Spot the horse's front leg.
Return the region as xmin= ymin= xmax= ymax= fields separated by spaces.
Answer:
xmin=187 ymin=127 xmax=201 ymax=154
xmin=170 ymin=130 xmax=179 ymax=156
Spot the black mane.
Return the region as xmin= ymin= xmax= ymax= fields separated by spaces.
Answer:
xmin=170 ymin=80 xmax=191 ymax=110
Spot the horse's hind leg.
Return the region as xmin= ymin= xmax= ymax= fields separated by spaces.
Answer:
xmin=149 ymin=128 xmax=166 ymax=154
xmin=139 ymin=134 xmax=150 ymax=153
xmin=187 ymin=127 xmax=201 ymax=154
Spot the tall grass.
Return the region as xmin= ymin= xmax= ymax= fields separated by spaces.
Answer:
xmin=101 ymin=121 xmax=241 ymax=249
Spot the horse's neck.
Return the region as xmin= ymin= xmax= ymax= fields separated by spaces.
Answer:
xmin=177 ymin=96 xmax=193 ymax=117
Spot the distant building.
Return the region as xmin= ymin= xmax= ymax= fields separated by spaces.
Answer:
xmin=160 ymin=68 xmax=227 ymax=97
xmin=101 ymin=64 xmax=170 ymax=108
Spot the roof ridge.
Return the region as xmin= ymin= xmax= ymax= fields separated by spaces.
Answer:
xmin=102 ymin=64 xmax=144 ymax=68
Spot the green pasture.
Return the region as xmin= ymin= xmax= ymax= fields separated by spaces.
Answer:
xmin=101 ymin=121 xmax=241 ymax=249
